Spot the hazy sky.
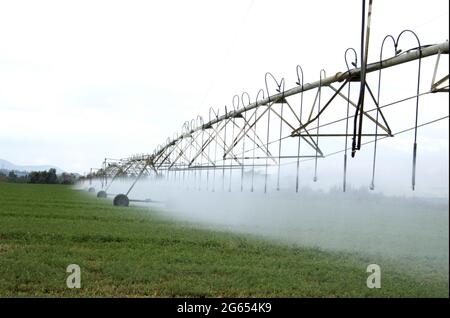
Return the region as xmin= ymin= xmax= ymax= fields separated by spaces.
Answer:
xmin=0 ymin=0 xmax=448 ymax=193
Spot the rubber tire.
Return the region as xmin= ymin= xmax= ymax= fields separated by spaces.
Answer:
xmin=88 ymin=187 xmax=96 ymax=193
xmin=113 ymin=194 xmax=129 ymax=207
xmin=97 ymin=190 xmax=107 ymax=198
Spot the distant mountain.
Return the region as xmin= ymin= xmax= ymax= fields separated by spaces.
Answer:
xmin=0 ymin=158 xmax=65 ymax=174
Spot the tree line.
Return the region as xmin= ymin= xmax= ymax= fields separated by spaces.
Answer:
xmin=0 ymin=168 xmax=78 ymax=185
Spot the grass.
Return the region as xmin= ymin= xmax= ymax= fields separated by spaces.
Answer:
xmin=0 ymin=182 xmax=448 ymax=297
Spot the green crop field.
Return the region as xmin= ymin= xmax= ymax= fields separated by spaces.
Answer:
xmin=0 ymin=182 xmax=447 ymax=297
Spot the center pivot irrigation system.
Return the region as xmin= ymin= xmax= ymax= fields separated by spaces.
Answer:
xmin=83 ymin=1 xmax=449 ymax=207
